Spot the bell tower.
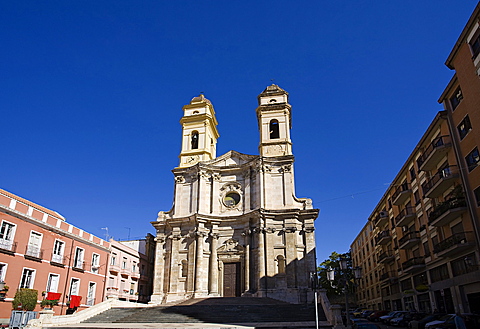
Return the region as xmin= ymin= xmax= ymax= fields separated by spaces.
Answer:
xmin=256 ymin=84 xmax=292 ymax=157
xmin=178 ymin=94 xmax=219 ymax=168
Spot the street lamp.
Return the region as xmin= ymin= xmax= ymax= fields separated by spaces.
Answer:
xmin=326 ymin=257 xmax=362 ymax=329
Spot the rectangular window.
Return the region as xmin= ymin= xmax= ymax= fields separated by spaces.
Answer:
xmin=0 ymin=263 xmax=7 ymax=281
xmin=69 ymin=278 xmax=80 ymax=296
xmin=73 ymin=248 xmax=84 ymax=269
xmin=27 ymin=231 xmax=42 ymax=258
xmin=46 ymin=273 xmax=60 ymax=293
xmin=91 ymin=254 xmax=100 ymax=274
xmin=20 ymin=268 xmax=35 ymax=288
xmin=110 ymin=253 xmax=116 ymax=266
xmin=0 ymin=221 xmax=16 ymax=251
xmin=474 ymin=186 xmax=480 ymax=207
xmin=449 ymin=87 xmax=463 ymax=111
xmin=122 ymin=258 xmax=127 ymax=270
xmin=409 ymin=167 xmax=416 ymax=181
xmin=87 ymin=282 xmax=96 ymax=306
xmin=470 ymin=31 xmax=480 ymax=58
xmin=132 ymin=262 xmax=137 ymax=273
xmin=52 ymin=240 xmax=65 ymax=263
xmin=430 ymin=264 xmax=449 ymax=283
xmin=466 ymin=147 xmax=480 ymax=172
xmin=457 ymin=115 xmax=472 ymax=140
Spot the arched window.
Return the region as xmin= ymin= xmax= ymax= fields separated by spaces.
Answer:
xmin=276 ymin=255 xmax=286 ymax=274
xmin=191 ymin=131 xmax=199 ymax=149
xmin=181 ymin=260 xmax=188 ymax=277
xmin=269 ymin=120 xmax=279 ymax=139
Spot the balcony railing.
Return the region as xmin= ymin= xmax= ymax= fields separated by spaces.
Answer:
xmin=402 ymin=257 xmax=425 ymax=272
xmin=417 ymin=135 xmax=451 ymax=171
xmin=375 ymin=230 xmax=391 ymax=245
xmin=373 ymin=212 xmax=389 ymax=228
xmin=25 ymin=245 xmax=43 ymax=259
xmin=86 ymin=297 xmax=95 ymax=306
xmin=398 ymin=231 xmax=420 ymax=249
xmin=51 ymin=254 xmax=66 ymax=264
xmin=73 ymin=260 xmax=85 ymax=271
xmin=428 ymin=198 xmax=467 ymax=226
xmin=377 ymin=250 xmax=395 ymax=263
xmin=392 ymin=183 xmax=411 ymax=206
xmin=395 ymin=206 xmax=416 ymax=227
xmin=0 ymin=239 xmax=17 ymax=253
xmin=433 ymin=231 xmax=475 ymax=257
xmin=422 ymin=166 xmax=458 ymax=198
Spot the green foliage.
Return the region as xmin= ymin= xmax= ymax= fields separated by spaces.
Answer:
xmin=12 ymin=288 xmax=38 ymax=311
xmin=317 ymin=251 xmax=355 ymax=297
xmin=41 ymin=299 xmax=59 ymax=308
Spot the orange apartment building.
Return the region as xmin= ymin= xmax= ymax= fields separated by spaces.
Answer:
xmin=351 ymin=3 xmax=480 ymax=314
xmin=0 ymin=188 xmax=111 ymax=319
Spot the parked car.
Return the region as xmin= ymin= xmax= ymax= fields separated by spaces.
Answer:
xmin=409 ymin=314 xmax=445 ymax=329
xmin=394 ymin=312 xmax=427 ymax=327
xmin=368 ymin=310 xmax=389 ymax=322
xmin=428 ymin=313 xmax=480 ymax=329
xmin=424 ymin=314 xmax=455 ymax=328
xmin=380 ymin=311 xmax=400 ymax=323
xmin=352 ymin=308 xmax=367 ymax=318
xmin=386 ymin=311 xmax=409 ymax=325
xmin=361 ymin=310 xmax=375 ymax=318
xmin=354 ymin=323 xmax=382 ymax=329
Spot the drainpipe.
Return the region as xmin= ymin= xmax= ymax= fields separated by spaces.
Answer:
xmin=61 ymin=239 xmax=75 ymax=315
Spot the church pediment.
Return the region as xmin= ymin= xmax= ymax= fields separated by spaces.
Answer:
xmin=203 ymin=151 xmax=258 ymax=168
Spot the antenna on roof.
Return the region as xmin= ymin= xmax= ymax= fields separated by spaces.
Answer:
xmin=101 ymin=227 xmax=109 ymax=241
xmin=125 ymin=227 xmax=131 ymax=240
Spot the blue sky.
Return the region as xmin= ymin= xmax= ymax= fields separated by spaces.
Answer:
xmin=1 ymin=1 xmax=478 ymax=264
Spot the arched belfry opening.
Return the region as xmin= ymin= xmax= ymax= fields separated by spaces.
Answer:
xmin=269 ymin=119 xmax=279 ymax=139
xmin=191 ymin=131 xmax=199 ymax=149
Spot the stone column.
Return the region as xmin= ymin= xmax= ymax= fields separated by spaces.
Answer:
xmin=285 ymin=225 xmax=297 ymax=288
xmin=168 ymin=233 xmax=181 ymax=295
xmin=150 ymin=236 xmax=166 ymax=304
xmin=256 ymin=226 xmax=266 ymax=295
xmin=209 ymin=232 xmax=219 ymax=295
xmin=194 ymin=231 xmax=208 ymax=296
xmin=243 ymin=230 xmax=251 ymax=293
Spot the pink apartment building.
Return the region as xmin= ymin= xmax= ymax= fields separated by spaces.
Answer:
xmin=0 ymin=188 xmax=111 ymax=318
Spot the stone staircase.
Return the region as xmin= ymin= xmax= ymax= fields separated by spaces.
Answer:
xmin=59 ymin=297 xmax=329 ymax=328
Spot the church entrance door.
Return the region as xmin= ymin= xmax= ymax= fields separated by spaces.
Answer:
xmin=223 ymin=262 xmax=240 ymax=297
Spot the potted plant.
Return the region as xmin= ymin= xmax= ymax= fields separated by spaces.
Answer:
xmin=40 ymin=299 xmax=59 ymax=309
xmin=12 ymin=289 xmax=38 ymax=311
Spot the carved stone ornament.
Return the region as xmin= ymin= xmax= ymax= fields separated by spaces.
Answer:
xmin=174 ymin=175 xmax=185 ymax=183
xmin=199 ymin=170 xmax=211 ymax=180
xmin=157 ymin=211 xmax=167 ymax=222
xmin=284 ymin=226 xmax=297 ymax=233
xmin=212 ymin=172 xmax=221 ymax=181
xmin=219 ymin=182 xmax=243 ymax=210
xmin=265 ymin=227 xmax=276 ymax=234
xmin=281 ymin=164 xmax=291 ymax=173
xmin=217 ymin=238 xmax=245 ymax=254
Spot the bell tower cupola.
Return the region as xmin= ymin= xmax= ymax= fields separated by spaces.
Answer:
xmin=178 ymin=94 xmax=219 ymax=168
xmin=256 ymin=84 xmax=292 ymax=157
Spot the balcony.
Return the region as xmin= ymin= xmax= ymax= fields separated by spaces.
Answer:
xmin=422 ymin=166 xmax=459 ymax=199
xmin=375 ymin=230 xmax=392 ymax=246
xmin=373 ymin=212 xmax=389 ymax=228
xmin=417 ymin=135 xmax=451 ymax=171
xmin=380 ymin=272 xmax=398 ymax=286
xmin=25 ymin=245 xmax=43 ymax=261
xmin=51 ymin=254 xmax=66 ymax=265
xmin=377 ymin=250 xmax=395 ymax=264
xmin=402 ymin=257 xmax=425 ymax=273
xmin=131 ymin=271 xmax=140 ymax=280
xmin=433 ymin=231 xmax=475 ymax=258
xmin=428 ymin=198 xmax=467 ymax=227
xmin=398 ymin=231 xmax=421 ymax=249
xmin=395 ymin=206 xmax=416 ymax=227
xmin=109 ymin=263 xmax=120 ymax=274
xmin=72 ymin=260 xmax=85 ymax=272
xmin=0 ymin=239 xmax=17 ymax=255
xmin=392 ymin=183 xmax=412 ymax=206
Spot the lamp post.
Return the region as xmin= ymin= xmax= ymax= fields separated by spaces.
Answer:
xmin=327 ymin=256 xmax=362 ymax=329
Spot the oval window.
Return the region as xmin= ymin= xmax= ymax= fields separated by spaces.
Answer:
xmin=224 ymin=192 xmax=241 ymax=207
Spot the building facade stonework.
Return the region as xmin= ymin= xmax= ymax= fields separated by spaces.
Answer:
xmin=151 ymin=85 xmax=318 ymax=304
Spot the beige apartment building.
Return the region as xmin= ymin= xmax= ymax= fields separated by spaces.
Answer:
xmin=351 ymin=3 xmax=480 ymax=314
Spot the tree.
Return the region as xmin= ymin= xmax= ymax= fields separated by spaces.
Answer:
xmin=317 ymin=251 xmax=355 ymax=297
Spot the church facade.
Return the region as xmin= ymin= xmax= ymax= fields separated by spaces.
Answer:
xmin=151 ymin=85 xmax=319 ymax=304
